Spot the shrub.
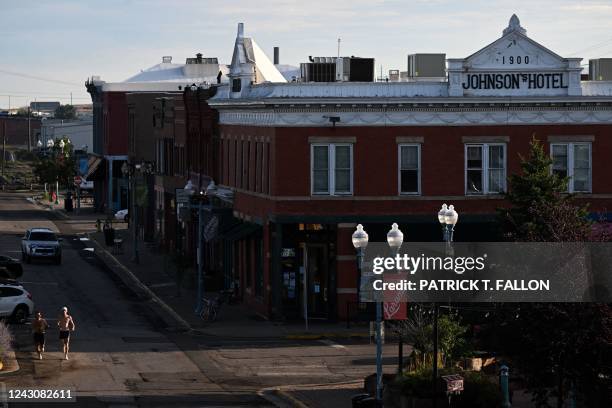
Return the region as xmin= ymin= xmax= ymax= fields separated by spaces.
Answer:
xmin=396 ymin=368 xmax=502 ymax=407
xmin=454 ymin=371 xmax=502 ymax=408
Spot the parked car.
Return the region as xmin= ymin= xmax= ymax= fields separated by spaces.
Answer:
xmin=0 ymin=282 xmax=34 ymax=323
xmin=0 ymin=255 xmax=23 ymax=279
xmin=115 ymin=209 xmax=128 ymax=222
xmin=21 ymin=228 xmax=62 ymax=264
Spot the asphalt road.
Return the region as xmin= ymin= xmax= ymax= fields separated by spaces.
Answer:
xmin=0 ymin=192 xmax=398 ymax=408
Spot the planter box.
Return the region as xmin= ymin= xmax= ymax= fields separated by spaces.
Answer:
xmin=364 ymin=373 xmax=397 ymax=397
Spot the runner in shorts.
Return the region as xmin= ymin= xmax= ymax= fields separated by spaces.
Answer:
xmin=57 ymin=307 xmax=75 ymax=360
xmin=32 ymin=311 xmax=48 ymax=360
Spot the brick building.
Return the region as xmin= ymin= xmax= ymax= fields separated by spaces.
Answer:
xmin=0 ymin=116 xmax=41 ymax=148
xmin=86 ymin=54 xmax=229 ymax=214
xmin=206 ymin=17 xmax=612 ymax=321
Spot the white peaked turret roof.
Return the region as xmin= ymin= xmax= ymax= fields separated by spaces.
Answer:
xmin=230 ymin=23 xmax=286 ymax=83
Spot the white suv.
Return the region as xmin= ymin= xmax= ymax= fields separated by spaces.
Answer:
xmin=0 ymin=282 xmax=34 ymax=324
xmin=21 ymin=228 xmax=62 ymax=264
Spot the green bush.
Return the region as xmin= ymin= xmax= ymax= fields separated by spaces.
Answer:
xmin=454 ymin=371 xmax=502 ymax=408
xmin=396 ymin=369 xmax=435 ymax=398
xmin=396 ymin=368 xmax=502 ymax=407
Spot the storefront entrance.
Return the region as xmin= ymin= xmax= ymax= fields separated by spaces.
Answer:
xmin=279 ymin=223 xmax=336 ymax=321
xmin=304 ymin=244 xmax=329 ymax=319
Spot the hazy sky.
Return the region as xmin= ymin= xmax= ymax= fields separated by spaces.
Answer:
xmin=2 ymin=0 xmax=612 ymax=109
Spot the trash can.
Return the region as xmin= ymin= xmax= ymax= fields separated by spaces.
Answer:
xmin=64 ymin=192 xmax=73 ymax=212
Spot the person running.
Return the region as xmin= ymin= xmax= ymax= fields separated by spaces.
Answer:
xmin=57 ymin=307 xmax=75 ymax=360
xmin=32 ymin=311 xmax=48 ymax=360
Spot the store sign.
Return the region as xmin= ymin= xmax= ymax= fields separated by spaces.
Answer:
xmin=281 ymin=248 xmax=296 ymax=258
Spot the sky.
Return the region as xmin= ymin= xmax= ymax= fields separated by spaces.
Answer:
xmin=2 ymin=0 xmax=612 ymax=109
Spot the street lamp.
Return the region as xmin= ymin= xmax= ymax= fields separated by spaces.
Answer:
xmin=352 ymin=224 xmax=382 ymax=403
xmin=352 ymin=223 xmax=369 ymax=273
xmin=187 ymin=180 xmax=209 ymax=315
xmin=122 ymin=161 xmax=155 ymax=265
xmin=47 ymin=139 xmax=54 ymax=148
xmin=433 ymin=204 xmax=459 ymax=408
xmin=387 ymin=223 xmax=404 ymax=251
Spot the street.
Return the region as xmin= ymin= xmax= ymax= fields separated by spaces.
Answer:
xmin=0 ymin=192 xmax=396 ymax=408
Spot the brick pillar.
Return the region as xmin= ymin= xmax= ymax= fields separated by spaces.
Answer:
xmin=336 ymin=223 xmax=357 ymax=320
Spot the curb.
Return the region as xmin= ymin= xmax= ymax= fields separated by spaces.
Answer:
xmin=273 ymin=389 xmax=310 ymax=408
xmin=258 ymin=387 xmax=309 ymax=408
xmin=29 ymin=197 xmax=70 ymax=220
xmin=86 ymin=233 xmax=191 ymax=332
xmin=284 ymin=332 xmax=369 ymax=340
xmin=0 ymin=351 xmax=20 ymax=375
xmin=259 ymin=380 xmax=364 ymax=408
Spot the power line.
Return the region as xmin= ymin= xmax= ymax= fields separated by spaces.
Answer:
xmin=0 ymin=94 xmax=89 ymax=100
xmin=568 ymin=36 xmax=612 ymax=57
xmin=0 ymin=68 xmax=82 ymax=87
xmin=0 ymin=90 xmax=87 ymax=96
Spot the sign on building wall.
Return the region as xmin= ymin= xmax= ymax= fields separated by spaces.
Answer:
xmin=448 ymin=15 xmax=582 ymax=97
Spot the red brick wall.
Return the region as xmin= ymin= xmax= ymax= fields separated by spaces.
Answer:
xmin=103 ymin=92 xmax=128 ymax=156
xmin=0 ymin=117 xmax=41 ymax=146
xmin=219 ymin=123 xmax=612 ymax=219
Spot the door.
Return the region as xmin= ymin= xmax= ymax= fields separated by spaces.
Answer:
xmin=305 ymin=244 xmax=328 ymax=318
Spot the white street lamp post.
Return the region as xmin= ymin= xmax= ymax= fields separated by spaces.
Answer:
xmin=433 ymin=204 xmax=459 ymax=408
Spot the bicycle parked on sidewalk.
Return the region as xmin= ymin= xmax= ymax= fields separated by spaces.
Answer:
xmin=199 ymin=295 xmax=222 ymax=322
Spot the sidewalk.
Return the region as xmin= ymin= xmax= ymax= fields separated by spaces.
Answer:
xmin=86 ymin=227 xmax=369 ymax=339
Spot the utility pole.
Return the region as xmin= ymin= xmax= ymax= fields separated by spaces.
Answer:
xmin=1 ymin=121 xmax=6 ymax=177
xmin=27 ymin=107 xmax=31 ymax=152
xmin=70 ymin=92 xmax=73 ymax=106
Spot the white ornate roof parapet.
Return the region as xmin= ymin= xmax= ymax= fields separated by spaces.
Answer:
xmin=503 ymin=14 xmax=526 ymax=36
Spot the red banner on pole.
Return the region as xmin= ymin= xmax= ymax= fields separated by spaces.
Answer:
xmin=383 ymin=273 xmax=408 ymax=320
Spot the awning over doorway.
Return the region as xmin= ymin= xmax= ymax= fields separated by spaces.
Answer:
xmin=83 ymin=155 xmax=105 ymax=181
xmin=219 ymin=220 xmax=261 ymax=241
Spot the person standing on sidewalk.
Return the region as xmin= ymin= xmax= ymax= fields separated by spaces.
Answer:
xmin=57 ymin=307 xmax=75 ymax=360
xmin=32 ymin=311 xmax=48 ymax=360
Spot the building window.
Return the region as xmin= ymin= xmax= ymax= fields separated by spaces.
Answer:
xmin=398 ymin=144 xmax=421 ymax=194
xmin=465 ymin=143 xmax=506 ymax=195
xmin=311 ymin=144 xmax=353 ymax=195
xmin=232 ymin=78 xmax=241 ymax=93
xmin=551 ymin=143 xmax=591 ymax=192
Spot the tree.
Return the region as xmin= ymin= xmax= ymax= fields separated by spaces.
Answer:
xmin=54 ymin=104 xmax=76 ymax=120
xmin=499 ymin=136 xmax=592 ymax=241
xmin=15 ymin=107 xmax=29 ymax=117
xmin=496 ymin=136 xmax=612 ymax=407
xmin=33 ymin=137 xmax=76 ymax=187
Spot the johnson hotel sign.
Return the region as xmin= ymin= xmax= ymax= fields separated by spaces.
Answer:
xmin=448 ymin=15 xmax=582 ymax=97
